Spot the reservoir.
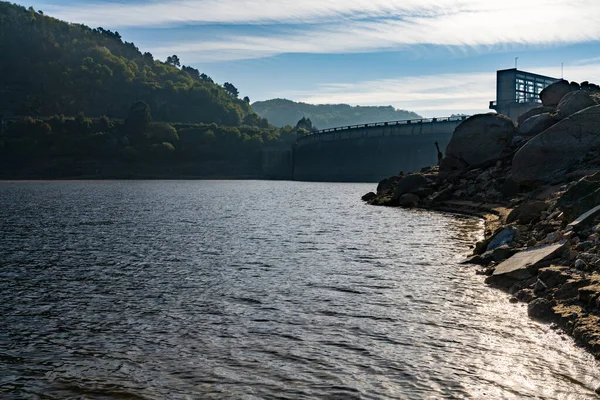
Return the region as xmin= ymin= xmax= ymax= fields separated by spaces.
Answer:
xmin=0 ymin=181 xmax=598 ymax=399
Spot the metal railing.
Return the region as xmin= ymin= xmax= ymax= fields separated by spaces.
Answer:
xmin=306 ymin=115 xmax=469 ymax=136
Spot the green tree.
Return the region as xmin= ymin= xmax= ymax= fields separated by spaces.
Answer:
xmin=166 ymin=55 xmax=181 ymax=67
xmin=224 ymin=82 xmax=239 ymax=98
xmin=125 ymin=100 xmax=152 ymax=139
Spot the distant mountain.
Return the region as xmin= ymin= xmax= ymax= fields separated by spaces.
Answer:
xmin=251 ymin=99 xmax=422 ymax=130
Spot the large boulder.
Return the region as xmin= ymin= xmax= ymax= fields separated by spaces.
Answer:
xmin=517 ymin=106 xmax=556 ymax=126
xmin=540 ymin=79 xmax=573 ymax=106
xmin=557 ymin=90 xmax=599 ymax=120
xmin=557 ymin=172 xmax=600 ymax=221
xmin=506 ymin=201 xmax=548 ymax=224
xmin=392 ymin=174 xmax=428 ymax=200
xmin=511 ymin=105 xmax=600 ymax=186
xmin=445 ymin=113 xmax=514 ymax=167
xmin=518 ymin=113 xmax=555 ymax=136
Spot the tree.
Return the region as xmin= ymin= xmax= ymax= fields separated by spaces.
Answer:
xmin=125 ymin=100 xmax=152 ymax=139
xmin=243 ymin=96 xmax=250 ymax=103
xmin=166 ymin=55 xmax=181 ymax=67
xmin=295 ymin=117 xmax=313 ymax=131
xmin=224 ymin=82 xmax=239 ymax=98
xmin=182 ymin=65 xmax=200 ymax=80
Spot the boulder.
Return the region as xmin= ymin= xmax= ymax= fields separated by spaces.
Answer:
xmin=487 ymin=227 xmax=517 ymax=251
xmin=511 ymin=105 xmax=600 ymax=186
xmin=506 ymin=201 xmax=548 ymax=224
xmin=567 ymin=204 xmax=600 ymax=232
xmin=558 ymin=172 xmax=600 ymax=221
xmin=557 ymin=90 xmax=598 ymax=120
xmin=398 ymin=193 xmax=420 ymax=208
xmin=540 ymin=79 xmax=573 ymax=106
xmin=517 ymin=106 xmax=556 ymax=126
xmin=362 ymin=192 xmax=377 ymax=202
xmin=527 ymin=298 xmax=557 ymax=322
xmin=445 ymin=113 xmax=514 ymax=167
xmin=377 ymin=174 xmax=403 ymax=195
xmin=489 ymin=242 xmax=567 ymax=283
xmin=517 ymin=113 xmax=555 ymax=136
xmin=439 ymin=155 xmax=468 ymax=173
xmin=392 ymin=174 xmax=428 ymax=200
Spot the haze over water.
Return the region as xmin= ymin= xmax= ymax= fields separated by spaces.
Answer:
xmin=1 ymin=180 xmax=598 ymax=399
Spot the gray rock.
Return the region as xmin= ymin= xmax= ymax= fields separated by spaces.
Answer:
xmin=439 ymin=155 xmax=468 ymax=173
xmin=517 ymin=105 xmax=556 ymax=125
xmin=377 ymin=174 xmax=403 ymax=195
xmin=533 ymin=278 xmax=548 ymax=294
xmin=511 ymin=105 xmax=600 ymax=186
xmin=362 ymin=192 xmax=377 ymax=202
xmin=487 ymin=227 xmax=517 ymax=251
xmin=398 ymin=193 xmax=420 ymax=208
xmin=490 ymin=242 xmax=567 ymax=281
xmin=557 ymin=172 xmax=600 ymax=222
xmin=445 ymin=113 xmax=514 ymax=167
xmin=557 ymin=90 xmax=599 ymax=119
xmin=506 ymin=201 xmax=548 ymax=224
xmin=567 ymin=204 xmax=600 ymax=232
xmin=527 ymin=298 xmax=557 ymax=321
xmin=392 ymin=174 xmax=428 ymax=200
xmin=518 ymin=113 xmax=555 ymax=136
xmin=540 ymin=79 xmax=573 ymax=106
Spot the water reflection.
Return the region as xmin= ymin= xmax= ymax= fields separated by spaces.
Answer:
xmin=0 ymin=180 xmax=598 ymax=399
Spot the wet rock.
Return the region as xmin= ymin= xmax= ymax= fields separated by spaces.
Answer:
xmin=362 ymin=192 xmax=377 ymax=202
xmin=511 ymin=105 xmax=600 ymax=186
xmin=509 ymin=296 xmax=519 ymax=304
xmin=557 ymin=90 xmax=599 ymax=119
xmin=487 ymin=227 xmax=517 ymax=251
xmin=445 ymin=113 xmax=515 ymax=167
xmin=540 ymin=79 xmax=573 ymax=106
xmin=517 ymin=105 xmax=556 ymax=125
xmin=398 ymin=193 xmax=420 ymax=208
xmin=518 ymin=113 xmax=555 ymax=136
xmin=575 ymin=259 xmax=586 ymax=269
xmin=507 ymin=201 xmax=548 ymax=224
xmin=527 ymin=298 xmax=557 ymax=322
xmin=515 ymin=288 xmax=535 ymax=302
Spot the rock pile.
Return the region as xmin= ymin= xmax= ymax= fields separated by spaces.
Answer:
xmin=363 ymin=79 xmax=600 ymax=359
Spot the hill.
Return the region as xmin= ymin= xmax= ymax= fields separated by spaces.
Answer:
xmin=251 ymin=99 xmax=421 ymax=129
xmin=0 ymin=1 xmax=261 ymax=126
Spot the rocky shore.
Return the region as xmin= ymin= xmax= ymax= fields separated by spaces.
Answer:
xmin=363 ymin=79 xmax=600 ymax=363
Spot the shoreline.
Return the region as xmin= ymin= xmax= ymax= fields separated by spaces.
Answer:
xmin=361 ymin=82 xmax=600 ymax=367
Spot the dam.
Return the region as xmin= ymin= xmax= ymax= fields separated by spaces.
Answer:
xmin=262 ymin=116 xmax=467 ymax=182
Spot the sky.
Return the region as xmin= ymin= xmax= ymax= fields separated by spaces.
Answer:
xmin=19 ymin=0 xmax=600 ymax=117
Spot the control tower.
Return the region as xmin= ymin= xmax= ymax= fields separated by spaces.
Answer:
xmin=489 ymin=68 xmax=558 ymax=120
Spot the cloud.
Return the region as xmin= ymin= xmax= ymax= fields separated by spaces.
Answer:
xmin=272 ymin=63 xmax=600 ymax=117
xmin=127 ymin=0 xmax=600 ymax=62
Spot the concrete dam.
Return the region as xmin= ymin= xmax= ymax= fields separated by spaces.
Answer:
xmin=262 ymin=116 xmax=468 ymax=182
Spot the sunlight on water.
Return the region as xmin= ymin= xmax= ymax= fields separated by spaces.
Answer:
xmin=0 ymin=180 xmax=598 ymax=399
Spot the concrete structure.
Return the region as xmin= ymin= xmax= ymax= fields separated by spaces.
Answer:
xmin=263 ymin=116 xmax=467 ymax=182
xmin=490 ymin=69 xmax=558 ymax=120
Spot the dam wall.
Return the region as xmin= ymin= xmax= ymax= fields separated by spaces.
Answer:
xmin=293 ymin=118 xmax=465 ymax=182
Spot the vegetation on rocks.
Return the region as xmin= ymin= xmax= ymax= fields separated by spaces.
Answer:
xmin=363 ymin=78 xmax=600 ymax=360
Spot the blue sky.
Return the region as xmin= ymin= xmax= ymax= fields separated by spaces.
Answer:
xmin=19 ymin=0 xmax=600 ymax=117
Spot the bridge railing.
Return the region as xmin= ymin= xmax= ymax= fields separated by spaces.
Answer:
xmin=306 ymin=115 xmax=469 ymax=136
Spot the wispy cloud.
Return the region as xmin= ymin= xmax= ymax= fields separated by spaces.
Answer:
xmin=272 ymin=63 xmax=600 ymax=117
xmin=111 ymin=0 xmax=600 ymax=62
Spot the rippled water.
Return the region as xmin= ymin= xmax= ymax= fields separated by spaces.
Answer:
xmin=0 ymin=180 xmax=599 ymax=399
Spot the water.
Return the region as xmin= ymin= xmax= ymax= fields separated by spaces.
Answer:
xmin=0 ymin=180 xmax=598 ymax=399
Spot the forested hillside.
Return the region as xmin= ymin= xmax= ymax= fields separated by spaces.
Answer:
xmin=252 ymin=99 xmax=421 ymax=129
xmin=0 ymin=1 xmax=261 ymax=126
